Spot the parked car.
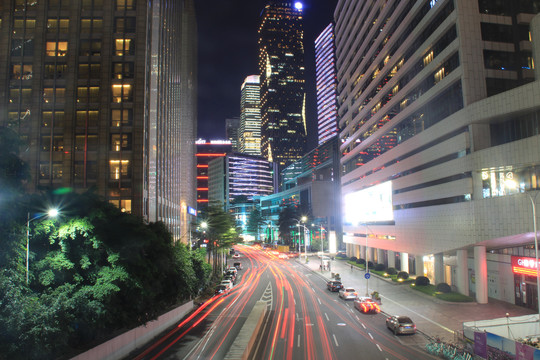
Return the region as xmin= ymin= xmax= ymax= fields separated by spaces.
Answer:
xmin=220 ymin=280 xmax=233 ymax=289
xmin=386 ymin=315 xmax=416 ymax=335
xmin=225 ymin=271 xmax=236 ymax=281
xmin=215 ymin=284 xmax=230 ymax=295
xmin=354 ymin=297 xmax=380 ymax=313
xmin=338 ymin=287 xmax=358 ymax=300
xmin=327 ymin=280 xmax=344 ymax=292
xmin=233 ymin=262 xmax=243 ymax=270
xmin=227 ymin=266 xmax=238 ymax=275
xmin=223 ymin=275 xmax=235 ymax=284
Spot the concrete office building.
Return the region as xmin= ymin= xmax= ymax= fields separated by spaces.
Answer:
xmin=336 ymin=0 xmax=540 ymax=308
xmin=0 ymin=0 xmax=198 ymax=243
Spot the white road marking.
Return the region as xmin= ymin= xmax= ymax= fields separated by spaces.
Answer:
xmin=368 ymin=333 xmax=374 ymax=340
xmin=333 ymin=334 xmax=339 ymax=347
xmin=317 ymin=298 xmax=321 ymax=305
xmin=376 ymin=344 xmax=382 ymax=352
xmin=298 ymin=335 xmax=301 ymax=347
xmin=361 ymin=323 xmax=366 ymax=329
xmin=325 ymin=313 xmax=329 ymax=321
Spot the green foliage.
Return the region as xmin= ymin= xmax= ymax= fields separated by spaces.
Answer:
xmin=0 ymin=191 xmax=213 ymax=359
xmin=415 ymin=276 xmax=430 ymax=286
xmin=277 ymin=206 xmax=298 ymax=246
xmin=246 ymin=207 xmax=263 ymax=236
xmin=397 ymin=271 xmax=409 ymax=280
xmin=436 ymin=282 xmax=452 ymax=293
xmin=386 ymin=267 xmax=398 ymax=275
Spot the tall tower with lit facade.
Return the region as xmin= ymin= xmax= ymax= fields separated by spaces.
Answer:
xmin=315 ymin=23 xmax=338 ymax=146
xmin=258 ymin=0 xmax=307 ymax=169
xmin=0 ymin=0 xmax=198 ymax=243
xmin=239 ymin=75 xmax=261 ymax=155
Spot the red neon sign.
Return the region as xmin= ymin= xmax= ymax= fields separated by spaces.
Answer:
xmin=512 ymin=256 xmax=540 ymax=276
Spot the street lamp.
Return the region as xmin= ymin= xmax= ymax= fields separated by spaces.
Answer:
xmin=296 ymin=217 xmax=309 ymax=261
xmin=313 ymin=223 xmax=326 ymax=269
xmin=507 ymin=180 xmax=540 ymax=319
xmin=26 ymin=208 xmax=59 ymax=284
xmin=363 ymin=223 xmax=370 ymax=296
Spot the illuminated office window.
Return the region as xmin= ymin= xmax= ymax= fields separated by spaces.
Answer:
xmin=45 ymin=41 xmax=68 ymax=56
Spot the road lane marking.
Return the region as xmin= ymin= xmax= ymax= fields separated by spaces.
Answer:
xmin=361 ymin=323 xmax=366 ymax=329
xmin=355 ymin=315 xmax=360 ymax=321
xmin=297 ymin=335 xmax=300 ymax=347
xmin=325 ymin=313 xmax=329 ymax=321
xmin=376 ymin=344 xmax=382 ymax=352
xmin=368 ymin=333 xmax=374 ymax=340
xmin=317 ymin=298 xmax=321 ymax=305
xmin=333 ymin=334 xmax=339 ymax=347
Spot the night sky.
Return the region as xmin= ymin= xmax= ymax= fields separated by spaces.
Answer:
xmin=194 ymin=0 xmax=338 ymax=150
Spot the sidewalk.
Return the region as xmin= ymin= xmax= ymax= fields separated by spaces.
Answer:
xmin=296 ymin=255 xmax=535 ymax=343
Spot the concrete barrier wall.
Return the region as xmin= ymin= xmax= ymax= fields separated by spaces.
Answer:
xmin=71 ymin=301 xmax=193 ymax=360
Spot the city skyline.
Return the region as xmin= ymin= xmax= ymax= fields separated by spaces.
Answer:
xmin=194 ymin=0 xmax=337 ymax=149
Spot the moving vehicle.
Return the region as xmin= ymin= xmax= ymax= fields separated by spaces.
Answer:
xmin=354 ymin=297 xmax=381 ymax=313
xmin=327 ymin=280 xmax=343 ymax=292
xmin=338 ymin=287 xmax=358 ymax=300
xmin=232 ymin=253 xmax=241 ymax=259
xmin=386 ymin=315 xmax=416 ymax=335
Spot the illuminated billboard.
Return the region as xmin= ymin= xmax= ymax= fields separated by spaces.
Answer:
xmin=343 ymin=181 xmax=393 ymax=225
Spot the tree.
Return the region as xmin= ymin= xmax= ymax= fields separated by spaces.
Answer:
xmin=277 ymin=205 xmax=299 ymax=246
xmin=246 ymin=207 xmax=263 ymax=238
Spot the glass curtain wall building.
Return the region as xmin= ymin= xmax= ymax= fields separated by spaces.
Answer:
xmin=336 ymin=0 xmax=540 ymax=307
xmin=315 ymin=23 xmax=339 ymax=146
xmin=239 ymin=75 xmax=262 ymax=155
xmin=258 ymin=0 xmax=307 ymax=170
xmin=0 ymin=0 xmax=198 ymax=243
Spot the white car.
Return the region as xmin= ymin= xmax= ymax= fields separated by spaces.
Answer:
xmin=220 ymin=280 xmax=233 ymax=289
xmin=338 ymin=287 xmax=358 ymax=300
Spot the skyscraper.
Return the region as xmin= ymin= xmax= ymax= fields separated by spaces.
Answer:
xmin=225 ymin=117 xmax=240 ymax=152
xmin=315 ymin=23 xmax=338 ymax=146
xmin=0 ymin=0 xmax=198 ymax=243
xmin=239 ymin=75 xmax=262 ymax=155
xmin=258 ymin=0 xmax=307 ymax=169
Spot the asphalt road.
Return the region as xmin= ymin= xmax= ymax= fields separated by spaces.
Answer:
xmin=128 ymin=245 xmax=437 ymax=360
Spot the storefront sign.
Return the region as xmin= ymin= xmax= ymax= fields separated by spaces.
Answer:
xmin=512 ymin=256 xmax=540 ymax=276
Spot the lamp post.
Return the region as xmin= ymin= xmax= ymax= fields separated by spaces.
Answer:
xmin=313 ymin=223 xmax=326 ymax=269
xmin=296 ymin=222 xmax=309 ymax=261
xmin=364 ymin=223 xmax=370 ymax=296
xmin=26 ymin=208 xmax=58 ymax=284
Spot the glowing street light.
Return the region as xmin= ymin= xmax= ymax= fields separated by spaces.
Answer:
xmin=26 ymin=208 xmax=59 ymax=284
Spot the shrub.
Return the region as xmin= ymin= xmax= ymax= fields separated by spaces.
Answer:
xmin=349 ymin=256 xmax=357 ymax=262
xmin=356 ymin=258 xmax=366 ymax=265
xmin=374 ymin=263 xmax=385 ymax=271
xmin=367 ymin=261 xmax=375 ymax=269
xmin=415 ymin=276 xmax=430 ymax=286
xmin=397 ymin=271 xmax=409 ymax=280
xmin=436 ymin=282 xmax=452 ymax=293
xmin=386 ymin=267 xmax=397 ymax=275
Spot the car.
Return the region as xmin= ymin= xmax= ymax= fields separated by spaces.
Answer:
xmin=327 ymin=280 xmax=344 ymax=292
xmin=232 ymin=253 xmax=241 ymax=259
xmin=223 ymin=275 xmax=235 ymax=284
xmin=225 ymin=271 xmax=236 ymax=281
xmin=227 ymin=266 xmax=238 ymax=275
xmin=278 ymin=253 xmax=289 ymax=259
xmin=386 ymin=315 xmax=416 ymax=335
xmin=215 ymin=284 xmax=230 ymax=295
xmin=220 ymin=280 xmax=233 ymax=289
xmin=233 ymin=262 xmax=243 ymax=270
xmin=354 ymin=297 xmax=381 ymax=313
xmin=338 ymin=287 xmax=358 ymax=300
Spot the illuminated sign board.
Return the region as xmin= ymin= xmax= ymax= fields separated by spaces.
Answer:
xmin=188 ymin=206 xmax=197 ymax=216
xmin=512 ymin=256 xmax=540 ymax=276
xmin=343 ymin=181 xmax=393 ymax=225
